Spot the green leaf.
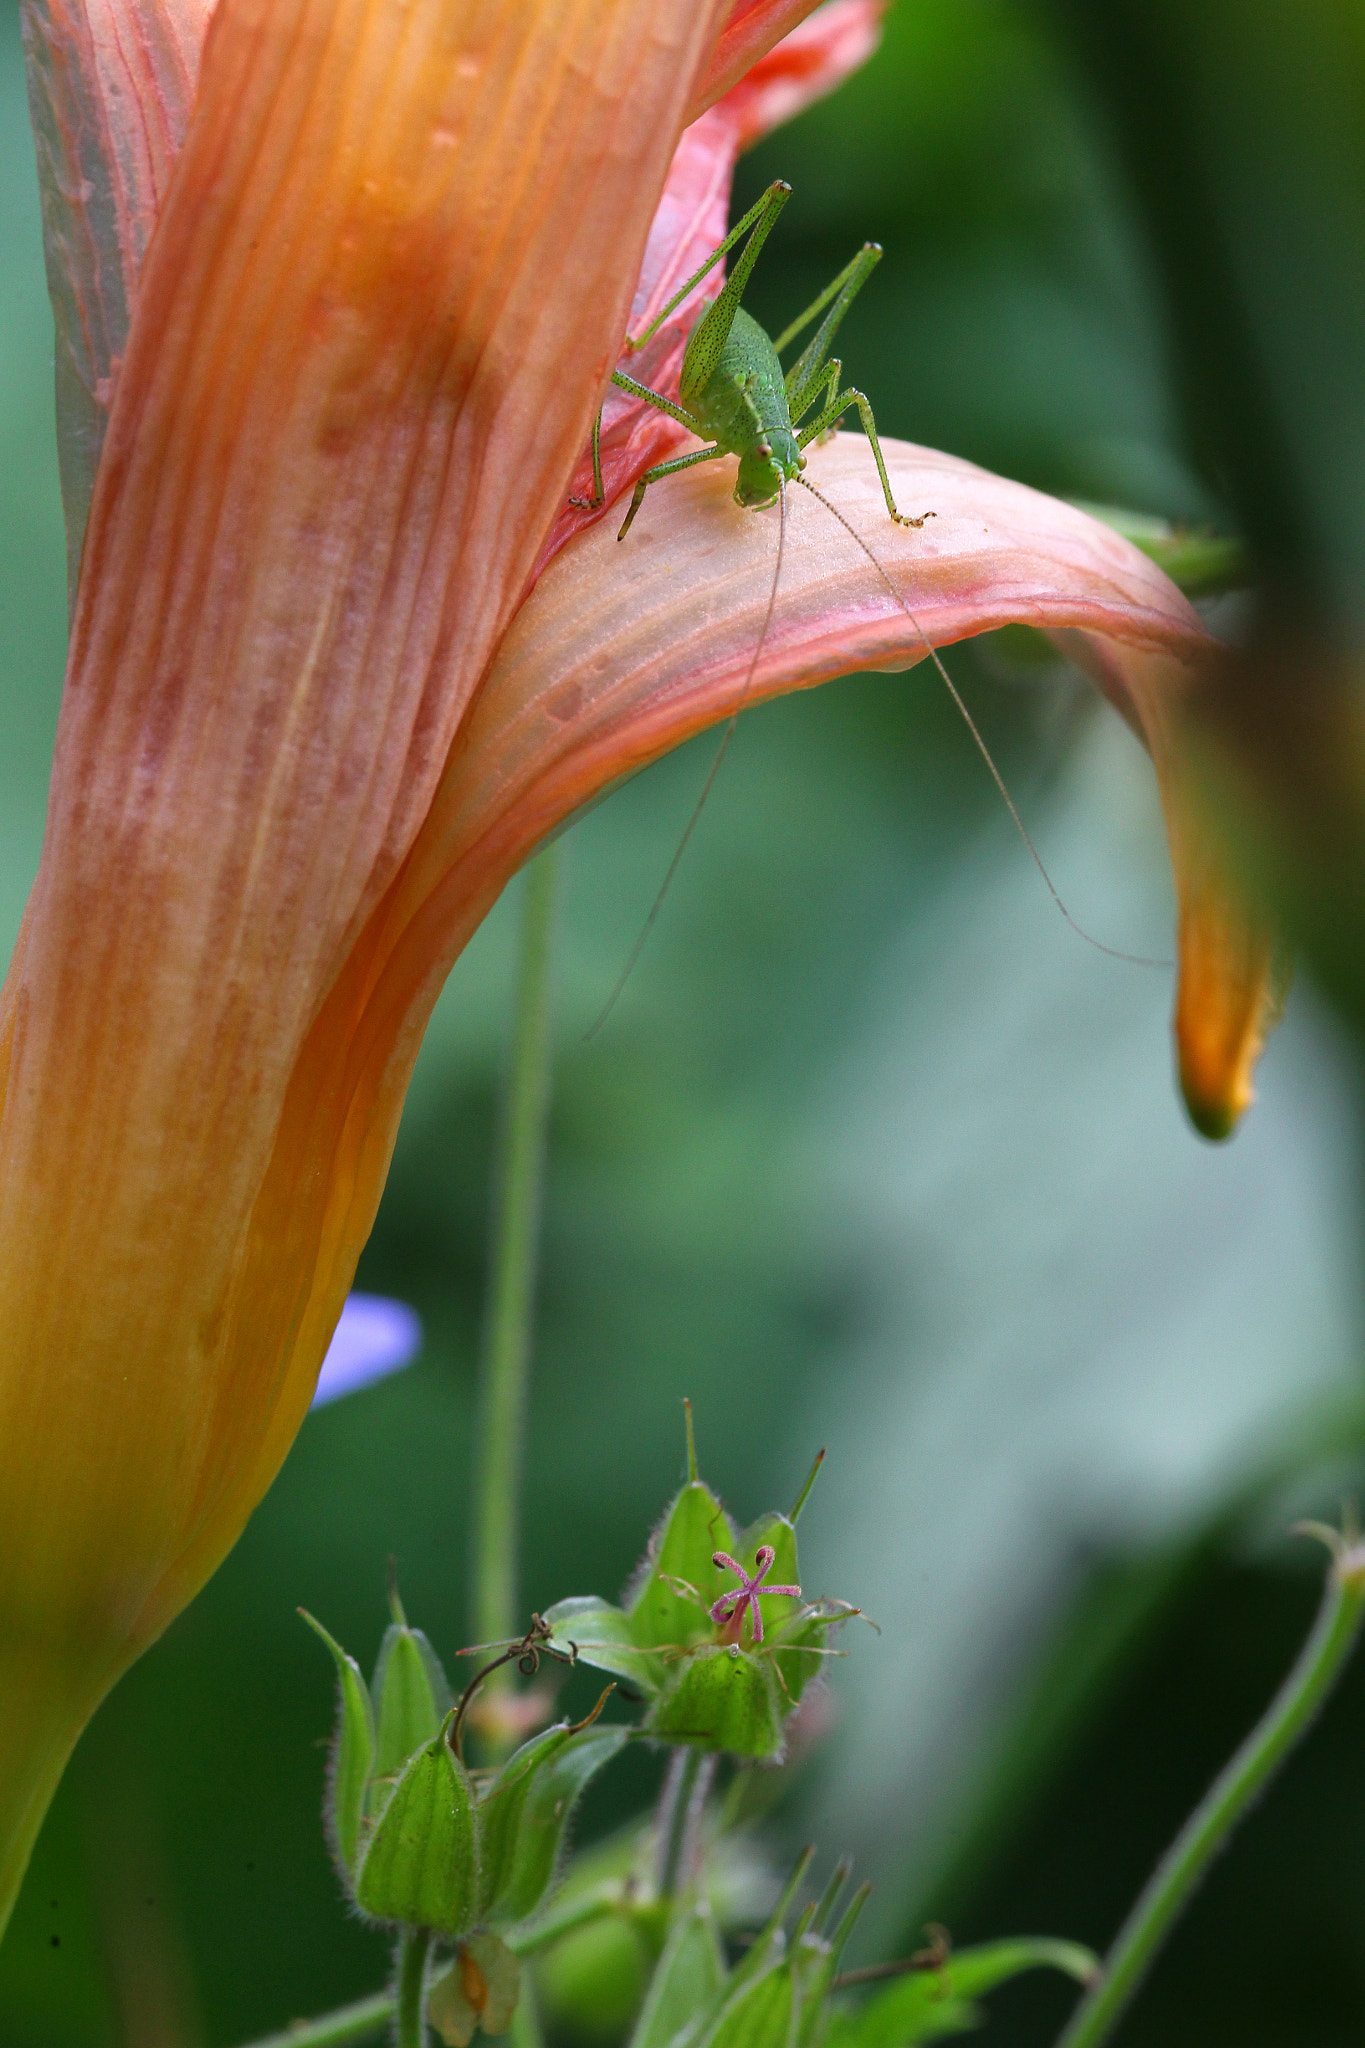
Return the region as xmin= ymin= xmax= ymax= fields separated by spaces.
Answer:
xmin=299 ymin=1610 xmax=376 ymax=1879
xmin=827 ymin=1938 xmax=1098 ymax=2048
xmin=1068 ymin=501 xmax=1247 ymax=597
xmin=542 ymin=1597 xmax=664 ymax=1694
xmin=371 ymin=1621 xmax=453 ymax=1785
xmin=481 ymin=1719 xmax=629 ymax=1929
xmin=628 ymin=1902 xmax=726 ymax=2048
xmin=648 ymin=1645 xmax=786 ymax=1759
xmin=354 ymin=1722 xmax=480 ymax=1935
xmin=628 ymin=1482 xmax=732 ymax=1653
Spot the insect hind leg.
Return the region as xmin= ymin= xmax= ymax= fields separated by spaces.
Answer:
xmin=797 ymin=384 xmax=932 ymax=529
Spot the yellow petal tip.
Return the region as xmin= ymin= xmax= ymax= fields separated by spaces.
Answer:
xmin=1174 ymin=905 xmax=1289 ymax=1143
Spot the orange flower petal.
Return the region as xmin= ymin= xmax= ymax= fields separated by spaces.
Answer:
xmin=1062 ymin=631 xmax=1287 ymax=1138
xmin=365 ymin=437 xmax=1269 ymax=1145
xmin=690 ymin=0 xmax=834 ymax=118
xmin=0 ymin=0 xmax=732 ymax=1928
xmin=21 ymin=0 xmax=209 ymax=586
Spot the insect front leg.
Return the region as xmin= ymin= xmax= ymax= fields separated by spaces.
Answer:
xmin=616 ymin=444 xmax=724 ymax=541
xmin=567 ymin=375 xmax=706 ymax=519
xmin=623 ymin=180 xmax=791 ymax=359
xmin=568 ymin=409 xmax=605 ymax=510
xmin=796 ymin=379 xmax=933 ymax=529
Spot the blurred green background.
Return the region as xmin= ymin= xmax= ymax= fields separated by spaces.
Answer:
xmin=2 ymin=1 xmax=1364 ymax=2043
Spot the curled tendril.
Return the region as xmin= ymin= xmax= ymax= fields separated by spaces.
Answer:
xmin=450 ymin=1614 xmax=579 ymax=1759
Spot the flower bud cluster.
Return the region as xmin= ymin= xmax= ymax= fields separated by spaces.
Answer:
xmin=302 ymin=1592 xmax=622 ymax=2045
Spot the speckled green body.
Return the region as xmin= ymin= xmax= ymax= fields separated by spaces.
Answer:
xmin=686 ymin=307 xmax=803 ymax=509
xmin=570 ymin=179 xmax=916 ymax=541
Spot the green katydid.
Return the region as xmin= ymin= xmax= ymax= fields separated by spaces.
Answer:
xmin=572 ymin=184 xmax=1166 ymax=1029
xmin=569 ymin=178 xmax=929 ymax=540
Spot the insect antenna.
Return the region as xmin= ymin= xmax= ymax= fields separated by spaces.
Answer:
xmin=585 ymin=476 xmax=791 ymax=1039
xmin=794 ymin=472 xmax=1170 ymax=970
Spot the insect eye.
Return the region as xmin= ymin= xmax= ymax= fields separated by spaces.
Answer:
xmin=756 ymin=442 xmax=772 ymax=459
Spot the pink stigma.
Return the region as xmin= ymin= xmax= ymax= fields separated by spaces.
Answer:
xmin=709 ymin=1544 xmax=801 ymax=1648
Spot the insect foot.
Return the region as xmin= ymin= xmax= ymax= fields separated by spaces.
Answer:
xmin=541 ymin=1402 xmax=862 ymax=1761
xmin=894 ymin=508 xmax=937 ymax=529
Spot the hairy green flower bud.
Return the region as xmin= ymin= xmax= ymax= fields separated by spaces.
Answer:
xmin=304 ymin=1597 xmax=625 ymax=1946
xmin=543 ymin=1417 xmax=856 ymax=1760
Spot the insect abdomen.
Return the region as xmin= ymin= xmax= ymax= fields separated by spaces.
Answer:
xmin=694 ymin=308 xmax=793 ymax=455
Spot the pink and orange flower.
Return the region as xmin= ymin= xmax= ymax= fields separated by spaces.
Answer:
xmin=0 ymin=0 xmax=1276 ymax=1930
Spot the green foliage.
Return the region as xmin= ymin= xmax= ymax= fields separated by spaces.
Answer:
xmin=825 ymin=1938 xmax=1098 ymax=2048
xmin=627 ymin=1904 xmax=726 ymax=2048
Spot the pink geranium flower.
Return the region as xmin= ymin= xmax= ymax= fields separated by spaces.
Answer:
xmin=0 ymin=0 xmax=1275 ymax=1931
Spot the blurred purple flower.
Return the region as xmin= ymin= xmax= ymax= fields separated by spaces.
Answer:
xmin=311 ymin=1294 xmax=422 ymax=1409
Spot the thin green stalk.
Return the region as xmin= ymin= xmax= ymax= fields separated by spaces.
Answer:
xmin=1055 ymin=1538 xmax=1365 ymax=2048
xmin=508 ymin=1880 xmax=628 ymax=1956
xmin=509 ymin=1973 xmax=547 ymax=2048
xmin=655 ymin=1747 xmax=709 ymax=1900
xmin=396 ymin=1928 xmax=432 ymax=2048
xmin=236 ymin=1990 xmax=393 ymax=2047
xmin=472 ymin=848 xmax=559 ymax=1694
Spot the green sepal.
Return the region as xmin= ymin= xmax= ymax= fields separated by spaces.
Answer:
xmin=371 ymin=1618 xmax=453 ymax=1787
xmin=542 ymin=1597 xmax=663 ymax=1695
xmin=628 ymin=1481 xmax=732 ymax=1654
xmin=480 ymin=1712 xmax=628 ymax=1928
xmin=700 ymin=1965 xmax=794 ymax=2048
xmin=299 ymin=1610 xmax=376 ymax=1878
xmin=648 ymin=1645 xmax=785 ymax=1759
xmin=354 ymin=1718 xmax=480 ymax=1935
xmin=766 ymin=1599 xmax=859 ymax=1713
xmin=826 ymin=1938 xmax=1098 ymax=2048
xmin=628 ymin=1903 xmax=726 ymax=2048
xmin=545 ymin=1482 xmax=733 ymax=1698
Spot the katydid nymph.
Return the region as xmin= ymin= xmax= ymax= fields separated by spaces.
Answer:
xmin=570 ymin=179 xmax=923 ymax=541
xmin=572 ymin=182 xmax=1165 ymax=1028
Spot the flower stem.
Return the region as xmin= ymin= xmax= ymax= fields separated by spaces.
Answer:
xmin=472 ymin=847 xmax=559 ymax=1695
xmin=234 ymin=1990 xmax=394 ymax=2046
xmin=396 ymin=1929 xmax=432 ymax=2048
xmin=1054 ymin=1541 xmax=1365 ymax=2048
xmin=655 ymin=1747 xmax=714 ymax=1900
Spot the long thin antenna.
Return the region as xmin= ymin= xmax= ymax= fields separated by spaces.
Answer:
xmin=794 ymin=472 xmax=1171 ymax=971
xmin=585 ymin=476 xmax=791 ymax=1039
